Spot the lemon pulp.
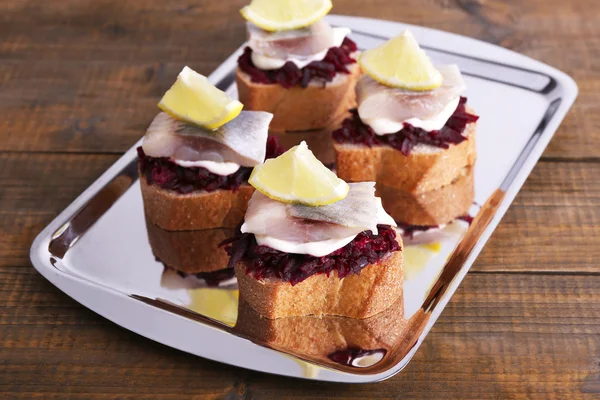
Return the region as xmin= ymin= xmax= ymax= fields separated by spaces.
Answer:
xmin=249 ymin=141 xmax=349 ymax=206
xmin=240 ymin=0 xmax=332 ymax=32
xmin=359 ymin=30 xmax=443 ymax=91
xmin=158 ymin=66 xmax=243 ymax=130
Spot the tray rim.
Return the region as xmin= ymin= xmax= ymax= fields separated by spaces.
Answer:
xmin=30 ymin=14 xmax=578 ymax=383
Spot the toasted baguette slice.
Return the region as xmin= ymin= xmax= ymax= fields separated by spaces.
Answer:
xmin=235 ymin=238 xmax=403 ymax=319
xmin=234 ymin=296 xmax=405 ymax=362
xmin=140 ymin=172 xmax=254 ymax=231
xmin=334 ymin=119 xmax=476 ymax=195
xmin=236 ymin=63 xmax=361 ymax=133
xmin=145 ymin=215 xmax=232 ymax=273
xmin=378 ymin=166 xmax=474 ymax=226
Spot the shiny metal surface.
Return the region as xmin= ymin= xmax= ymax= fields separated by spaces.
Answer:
xmin=30 ymin=15 xmax=578 ymax=382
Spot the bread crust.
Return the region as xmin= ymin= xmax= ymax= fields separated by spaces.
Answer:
xmin=235 ymin=238 xmax=403 ymax=319
xmin=378 ymin=167 xmax=474 ymax=226
xmin=236 ymin=63 xmax=361 ymax=133
xmin=145 ymin=215 xmax=233 ymax=273
xmin=140 ymin=172 xmax=254 ymax=231
xmin=334 ymin=121 xmax=477 ymax=194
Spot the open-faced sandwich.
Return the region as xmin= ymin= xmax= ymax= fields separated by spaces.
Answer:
xmin=236 ymin=0 xmax=360 ymax=133
xmin=225 ymin=141 xmax=403 ymax=319
xmin=138 ymin=66 xmax=283 ymax=274
xmin=332 ymin=31 xmax=479 ymax=233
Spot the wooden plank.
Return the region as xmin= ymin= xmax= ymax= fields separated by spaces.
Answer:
xmin=1 ymin=152 xmax=599 ymax=273
xmin=0 ymin=0 xmax=595 ymax=158
xmin=0 ymin=152 xmax=120 ymax=268
xmin=477 ymin=205 xmax=600 ymax=273
xmin=0 ymin=271 xmax=598 ymax=399
xmin=477 ymin=158 xmax=600 ymax=273
xmin=507 ymin=0 xmax=600 ymax=161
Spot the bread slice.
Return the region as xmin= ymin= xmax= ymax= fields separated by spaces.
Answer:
xmin=234 ymin=296 xmax=405 ymax=362
xmin=378 ymin=166 xmax=474 ymax=226
xmin=140 ymin=173 xmax=254 ymax=231
xmin=234 ymin=238 xmax=403 ymax=319
xmin=236 ymin=63 xmax=361 ymax=133
xmin=334 ymin=120 xmax=477 ymax=194
xmin=145 ymin=214 xmax=232 ymax=273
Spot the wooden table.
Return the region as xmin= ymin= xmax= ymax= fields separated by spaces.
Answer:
xmin=1 ymin=0 xmax=598 ymax=398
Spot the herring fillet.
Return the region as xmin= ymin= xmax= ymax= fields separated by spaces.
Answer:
xmin=357 ymin=64 xmax=467 ymax=122
xmin=241 ymin=183 xmax=383 ymax=243
xmin=247 ymin=20 xmax=335 ymax=59
xmin=241 ymin=191 xmax=367 ymax=243
xmin=141 ymin=111 xmax=272 ymax=166
xmin=288 ymin=182 xmax=379 ymax=234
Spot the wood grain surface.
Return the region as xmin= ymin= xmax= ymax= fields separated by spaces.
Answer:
xmin=0 ymin=0 xmax=599 ymax=399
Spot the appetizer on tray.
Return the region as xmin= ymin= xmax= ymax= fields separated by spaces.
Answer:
xmin=236 ymin=0 xmax=360 ymax=133
xmin=332 ymin=31 xmax=479 ymax=232
xmin=225 ymin=142 xmax=403 ymax=319
xmin=138 ymin=66 xmax=282 ymax=274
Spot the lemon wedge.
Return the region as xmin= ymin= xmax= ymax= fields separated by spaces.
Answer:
xmin=240 ymin=0 xmax=332 ymax=32
xmin=359 ymin=30 xmax=443 ymax=91
xmin=249 ymin=141 xmax=349 ymax=206
xmin=158 ymin=66 xmax=243 ymax=130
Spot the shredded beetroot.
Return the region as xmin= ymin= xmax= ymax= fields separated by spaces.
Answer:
xmin=225 ymin=225 xmax=400 ymax=286
xmin=237 ymin=37 xmax=358 ymax=89
xmin=332 ymin=97 xmax=479 ymax=156
xmin=138 ymin=136 xmax=284 ymax=194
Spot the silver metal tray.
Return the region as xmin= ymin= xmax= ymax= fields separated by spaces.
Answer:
xmin=30 ymin=15 xmax=578 ymax=383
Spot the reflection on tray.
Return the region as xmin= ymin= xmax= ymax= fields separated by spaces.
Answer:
xmin=160 ymin=266 xmax=236 ymax=289
xmin=139 ymin=202 xmax=475 ymax=373
xmin=402 ymin=218 xmax=471 ymax=279
xmin=188 ymin=287 xmax=239 ymax=327
xmin=159 ymin=268 xmax=239 ymax=326
xmin=234 ymin=296 xmax=406 ymax=370
xmin=145 ymin=214 xmax=233 ymax=275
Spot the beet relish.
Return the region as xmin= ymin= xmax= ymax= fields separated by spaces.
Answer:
xmin=224 ymin=225 xmax=400 ymax=286
xmin=138 ymin=136 xmax=284 ymax=194
xmin=238 ymin=37 xmax=358 ymax=89
xmin=332 ymin=97 xmax=479 ymax=156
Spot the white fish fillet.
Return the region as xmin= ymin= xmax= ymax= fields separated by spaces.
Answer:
xmin=247 ymin=19 xmax=335 ymax=59
xmin=241 ymin=183 xmax=384 ymax=243
xmin=357 ymin=64 xmax=467 ymax=122
xmin=289 ymin=182 xmax=379 ymax=233
xmin=141 ymin=111 xmax=272 ymax=166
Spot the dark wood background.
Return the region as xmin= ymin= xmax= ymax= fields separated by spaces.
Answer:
xmin=1 ymin=0 xmax=599 ymax=398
